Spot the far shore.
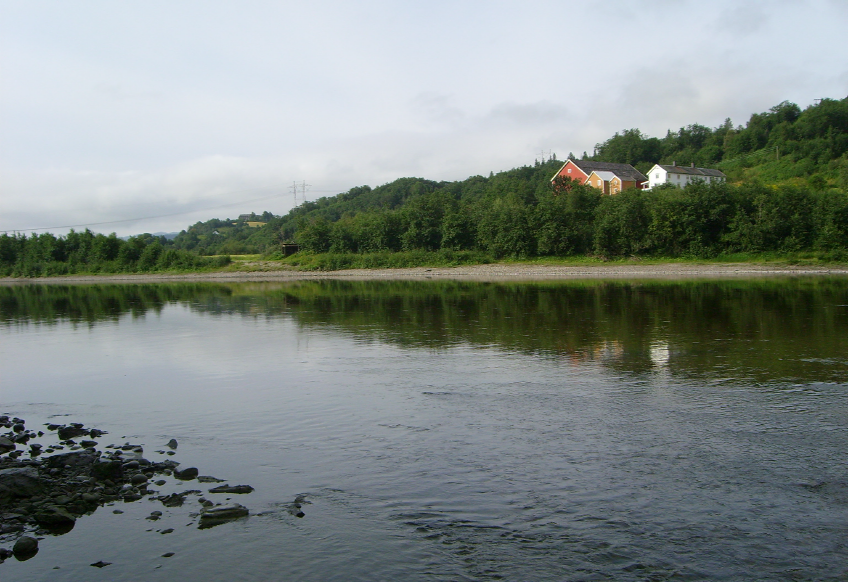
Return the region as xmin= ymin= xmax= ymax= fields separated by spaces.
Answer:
xmin=2 ymin=261 xmax=848 ymax=285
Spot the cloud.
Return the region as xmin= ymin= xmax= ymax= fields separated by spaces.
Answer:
xmin=2 ymin=0 xmax=847 ymax=236
xmin=715 ymin=1 xmax=772 ymax=36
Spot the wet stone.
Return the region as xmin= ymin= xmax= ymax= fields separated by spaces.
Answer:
xmin=13 ymin=536 xmax=38 ymax=557
xmin=208 ymin=484 xmax=254 ymax=494
xmin=90 ymin=560 xmax=112 ymax=568
xmin=174 ymin=467 xmax=199 ymax=480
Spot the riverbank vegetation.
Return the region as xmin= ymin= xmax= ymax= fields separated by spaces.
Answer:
xmin=0 ymin=230 xmax=230 ymax=277
xmin=2 ymin=97 xmax=847 ymax=276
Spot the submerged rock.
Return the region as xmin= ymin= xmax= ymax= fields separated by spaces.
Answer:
xmin=208 ymin=484 xmax=254 ymax=494
xmin=198 ymin=504 xmax=249 ymax=529
xmin=197 ymin=475 xmax=225 ymax=483
xmin=90 ymin=560 xmax=112 ymax=568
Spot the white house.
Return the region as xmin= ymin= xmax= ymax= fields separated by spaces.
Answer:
xmin=645 ymin=162 xmax=726 ymax=190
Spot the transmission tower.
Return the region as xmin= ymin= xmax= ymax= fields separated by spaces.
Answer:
xmin=299 ymin=180 xmax=311 ymax=201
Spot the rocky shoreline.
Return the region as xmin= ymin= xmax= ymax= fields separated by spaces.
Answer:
xmin=0 ymin=415 xmax=279 ymax=567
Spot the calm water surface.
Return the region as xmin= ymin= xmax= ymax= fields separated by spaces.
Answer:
xmin=1 ymin=278 xmax=847 ymax=581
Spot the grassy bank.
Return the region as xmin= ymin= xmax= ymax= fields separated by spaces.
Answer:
xmin=232 ymin=250 xmax=848 ymax=272
xmin=272 ymin=249 xmax=494 ymax=271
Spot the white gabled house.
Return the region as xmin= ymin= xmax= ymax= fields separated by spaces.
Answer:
xmin=645 ymin=162 xmax=726 ymax=190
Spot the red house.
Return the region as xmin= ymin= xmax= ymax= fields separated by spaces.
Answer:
xmin=551 ymin=160 xmax=647 ymax=190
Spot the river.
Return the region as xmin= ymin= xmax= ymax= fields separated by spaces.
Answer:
xmin=1 ymin=278 xmax=847 ymax=581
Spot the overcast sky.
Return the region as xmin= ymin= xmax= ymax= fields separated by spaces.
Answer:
xmin=2 ymin=0 xmax=847 ymax=236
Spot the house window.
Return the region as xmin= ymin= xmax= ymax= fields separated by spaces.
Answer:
xmin=567 ymin=169 xmax=572 ymax=173
xmin=655 ymin=174 xmax=659 ymax=179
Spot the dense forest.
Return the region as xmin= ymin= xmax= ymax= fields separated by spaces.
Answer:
xmin=2 ymin=96 xmax=847 ymax=276
xmin=0 ymin=230 xmax=230 ymax=277
xmin=266 ymin=96 xmax=848 ymax=261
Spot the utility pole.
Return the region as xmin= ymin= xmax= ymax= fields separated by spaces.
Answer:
xmin=289 ymin=181 xmax=298 ymax=204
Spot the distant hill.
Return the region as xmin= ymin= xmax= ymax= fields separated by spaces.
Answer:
xmin=170 ymin=211 xmax=279 ymax=255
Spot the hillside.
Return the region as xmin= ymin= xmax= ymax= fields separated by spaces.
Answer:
xmin=3 ymin=97 xmax=847 ymax=276
xmin=149 ymin=96 xmax=848 ymax=257
xmin=590 ymin=97 xmax=848 ymax=187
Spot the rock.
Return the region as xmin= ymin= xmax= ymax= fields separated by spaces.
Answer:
xmin=57 ymin=425 xmax=88 ymax=441
xmin=197 ymin=475 xmax=225 ymax=483
xmin=286 ymin=504 xmax=305 ymax=518
xmin=208 ymin=484 xmax=254 ymax=494
xmin=159 ymin=493 xmax=186 ymax=507
xmin=90 ymin=560 xmax=112 ymax=568
xmin=198 ymin=504 xmax=249 ymax=529
xmin=159 ymin=528 xmax=174 ymax=534
xmin=34 ymin=505 xmax=76 ymax=527
xmin=45 ymin=451 xmax=97 ymax=471
xmin=166 ymin=439 xmax=178 ymax=450
xmin=174 ymin=467 xmax=198 ymax=481
xmin=0 ymin=436 xmax=15 ymax=452
xmin=1 ymin=523 xmax=24 ymax=534
xmin=80 ymin=440 xmax=98 ymax=448
xmin=0 ymin=466 xmax=43 ymax=502
xmin=162 ymin=552 xmax=175 ymax=557
xmin=130 ymin=473 xmax=148 ymax=485
xmin=91 ymin=458 xmax=123 ymax=482
xmin=12 ymin=536 xmax=38 ymax=558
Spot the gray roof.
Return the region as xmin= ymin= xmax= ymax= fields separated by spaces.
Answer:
xmin=659 ymin=165 xmax=726 ymax=178
xmin=570 ymin=160 xmax=648 ymax=182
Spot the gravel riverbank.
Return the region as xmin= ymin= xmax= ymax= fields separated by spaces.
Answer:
xmin=2 ymin=262 xmax=848 ymax=285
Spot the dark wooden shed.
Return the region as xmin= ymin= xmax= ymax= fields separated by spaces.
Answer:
xmin=281 ymin=243 xmax=300 ymax=257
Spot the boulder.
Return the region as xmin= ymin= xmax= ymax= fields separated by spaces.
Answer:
xmin=12 ymin=536 xmax=38 ymax=558
xmin=174 ymin=467 xmax=198 ymax=480
xmin=0 ymin=436 xmax=15 ymax=453
xmin=33 ymin=505 xmax=77 ymax=527
xmin=45 ymin=451 xmax=97 ymax=471
xmin=0 ymin=467 xmax=43 ymax=502
xmin=91 ymin=458 xmax=122 ymax=481
xmin=57 ymin=425 xmax=88 ymax=441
